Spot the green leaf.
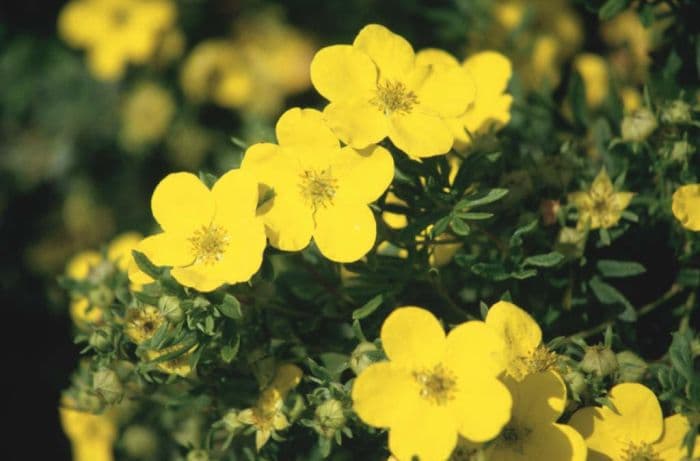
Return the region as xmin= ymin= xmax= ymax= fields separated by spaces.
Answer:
xmin=599 ymin=228 xmax=611 ymax=246
xmin=597 ymin=260 xmax=646 ymax=278
xmin=450 ymin=217 xmax=470 ymax=236
xmin=131 ymin=250 xmax=162 ymax=279
xmin=220 ymin=335 xmax=240 ymax=363
xmin=678 ymin=268 xmax=700 ymax=287
xmin=523 ymin=252 xmax=565 ymax=268
xmin=352 ymin=295 xmax=383 ymax=320
xmin=456 ymin=212 xmax=494 ymax=220
xmin=510 ymin=219 xmax=538 ymax=247
xmin=198 ymin=171 xmax=218 ymax=188
xmin=669 ymin=330 xmax=694 ymax=382
xmin=458 ymin=188 xmax=509 ymax=209
xmin=589 ymin=276 xmax=637 ymax=321
xmin=471 ymin=262 xmax=511 ymax=281
xmin=432 ymin=216 xmax=451 ymax=236
xmin=219 ymin=294 xmax=243 ymax=320
xmin=599 ymin=0 xmax=629 ymax=20
xmin=479 ymin=302 xmax=489 ymax=319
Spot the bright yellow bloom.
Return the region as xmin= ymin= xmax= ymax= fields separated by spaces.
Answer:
xmin=60 ymin=403 xmax=116 ymax=461
xmin=120 ymin=82 xmax=175 ymax=150
xmin=574 ymin=54 xmax=610 ymax=109
xmin=570 ymin=382 xmax=700 ymax=461
xmin=241 ymin=107 xmax=393 ymax=262
xmin=238 ymin=364 xmax=303 ymax=451
xmin=124 ymin=305 xmax=164 ymax=344
xmin=490 ymin=371 xmax=587 ymax=461
xmin=352 ymin=307 xmax=512 ymax=461
xmin=485 ymin=301 xmax=559 ymax=381
xmin=132 ymin=169 xmax=266 ymax=292
xmin=672 ymin=184 xmax=700 ymax=231
xmin=58 ymin=0 xmax=176 ymax=80
xmin=620 ymin=87 xmax=643 ymax=113
xmin=66 ymin=251 xmax=103 ymax=325
xmin=311 ymin=24 xmax=475 ymax=158
xmin=106 ymin=232 xmax=143 ymax=272
xmin=568 ymin=168 xmax=634 ymax=231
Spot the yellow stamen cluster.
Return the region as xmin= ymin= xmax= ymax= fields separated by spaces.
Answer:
xmin=370 ymin=80 xmax=418 ymax=115
xmin=413 ymin=363 xmax=457 ymax=405
xmin=299 ymin=168 xmax=338 ymax=210
xmin=125 ymin=307 xmax=165 ymax=344
xmin=189 ymin=224 xmax=230 ymax=265
xmin=622 ymin=442 xmax=662 ymax=461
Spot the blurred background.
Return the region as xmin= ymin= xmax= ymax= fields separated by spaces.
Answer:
xmin=0 ymin=0 xmax=681 ymax=457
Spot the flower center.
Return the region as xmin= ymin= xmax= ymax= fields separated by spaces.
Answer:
xmin=498 ymin=423 xmax=532 ymax=454
xmin=299 ymin=168 xmax=338 ymax=210
xmin=413 ymin=364 xmax=457 ymax=405
xmin=189 ymin=224 xmax=230 ymax=265
xmin=126 ymin=307 xmax=165 ymax=344
xmin=370 ymin=80 xmax=418 ymax=115
xmin=511 ymin=345 xmax=559 ymax=380
xmin=591 ymin=196 xmax=612 ymax=215
xmin=622 ymin=442 xmax=661 ymax=461
xmin=111 ymin=7 xmax=130 ymax=26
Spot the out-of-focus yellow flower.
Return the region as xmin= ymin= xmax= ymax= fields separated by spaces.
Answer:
xmin=494 ymin=1 xmax=525 ymax=31
xmin=352 ymin=307 xmax=512 ymax=461
xmin=601 ymin=10 xmax=653 ymax=83
xmin=620 ymin=87 xmax=643 ymax=113
xmin=574 ymin=54 xmax=609 ymax=109
xmin=146 ymin=344 xmax=196 ymax=377
xmin=485 ymin=301 xmax=559 ymax=381
xmin=570 ymin=383 xmax=700 ymax=460
xmin=66 ymin=251 xmax=104 ymax=326
xmin=106 ymin=232 xmax=143 ymax=272
xmin=58 ymin=0 xmax=176 ymax=80
xmin=242 ymin=107 xmax=394 ymax=262
xmin=238 ymin=364 xmax=303 ymax=451
xmin=672 ymin=184 xmax=700 ymax=231
xmin=60 ymin=401 xmax=117 ymax=461
xmin=311 ymin=24 xmax=475 ymax=158
xmin=527 ymin=35 xmax=562 ymax=88
xmin=124 ymin=305 xmax=164 ymax=344
xmin=382 ymin=191 xmax=409 ymax=230
xmin=569 ymin=168 xmax=634 ymax=231
xmin=120 ymin=82 xmax=175 ymax=150
xmin=132 ymin=170 xmax=266 ymax=292
xmin=490 ymin=371 xmax=586 ymax=461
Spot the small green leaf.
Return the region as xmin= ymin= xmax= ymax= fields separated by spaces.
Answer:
xmin=432 ymin=216 xmax=451 ymax=236
xmin=523 ymin=252 xmax=565 ymax=268
xmin=198 ymin=171 xmax=218 ymax=188
xmin=479 ymin=301 xmax=489 ymax=319
xmin=669 ymin=330 xmax=694 ymax=382
xmin=219 ymin=294 xmax=242 ymax=320
xmin=510 ymin=220 xmax=538 ymax=247
xmin=220 ymin=335 xmax=240 ymax=363
xmin=458 ymin=188 xmax=509 ymax=209
xmin=589 ymin=276 xmax=637 ymax=321
xmin=597 ymin=260 xmax=646 ymax=278
xmin=456 ymin=212 xmax=494 ymax=220
xmin=450 ymin=217 xmax=470 ymax=236
xmin=599 ymin=0 xmax=629 ymax=20
xmin=352 ymin=295 xmax=383 ymax=320
xmin=678 ymin=268 xmax=700 ymax=287
xmin=132 ymin=250 xmax=162 ymax=279
xmin=471 ymin=262 xmax=511 ymax=281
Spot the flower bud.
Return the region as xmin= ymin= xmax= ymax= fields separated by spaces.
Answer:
xmin=540 ymin=199 xmax=561 ymax=226
xmin=667 ymin=140 xmax=695 ymax=163
xmin=222 ymin=409 xmax=244 ymax=433
xmin=76 ymin=391 xmax=104 ymax=413
xmin=555 ymin=227 xmax=586 ymax=259
xmin=615 ymin=350 xmax=647 ymax=383
xmin=89 ymin=329 xmax=112 ymax=351
xmin=564 ymin=369 xmax=587 ymax=400
xmin=88 ymin=286 xmax=115 ymax=308
xmin=122 ymin=424 xmax=159 ymax=459
xmin=661 ymin=100 xmax=692 ymax=124
xmin=580 ymin=345 xmax=618 ymax=377
xmin=159 ymin=295 xmax=183 ymax=322
xmin=314 ymin=399 xmax=346 ymax=438
xmin=621 ymin=108 xmax=657 ymax=142
xmin=350 ymin=342 xmax=379 ymax=375
xmin=93 ymin=368 xmax=123 ymax=404
xmin=186 ymin=449 xmax=209 ymax=461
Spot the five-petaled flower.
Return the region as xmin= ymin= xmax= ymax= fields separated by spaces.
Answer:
xmin=568 ymin=168 xmax=634 ymax=231
xmin=352 ymin=306 xmax=512 ymax=461
xmin=241 ymin=107 xmax=394 ymax=262
xmin=310 ymin=24 xmax=475 ymax=158
xmin=132 ymin=169 xmax=266 ymax=292
xmin=672 ymin=184 xmax=700 ymax=231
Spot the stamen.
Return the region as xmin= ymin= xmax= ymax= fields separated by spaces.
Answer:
xmin=413 ymin=364 xmax=457 ymax=405
xmin=299 ymin=168 xmax=338 ymax=210
xmin=189 ymin=224 xmax=230 ymax=265
xmin=370 ymin=80 xmax=419 ymax=115
xmin=622 ymin=442 xmax=661 ymax=461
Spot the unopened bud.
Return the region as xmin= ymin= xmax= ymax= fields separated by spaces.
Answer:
xmin=350 ymin=342 xmax=379 ymax=375
xmin=159 ymin=296 xmax=183 ymax=322
xmin=314 ymin=399 xmax=346 ymax=438
xmin=187 ymin=449 xmax=209 ymax=461
xmin=555 ymin=227 xmax=586 ymax=259
xmin=621 ymin=108 xmax=657 ymax=142
xmin=615 ymin=351 xmax=647 ymax=383
xmin=661 ymin=100 xmax=692 ymax=124
xmin=564 ymin=370 xmax=587 ymax=399
xmin=93 ymin=368 xmax=123 ymax=404
xmin=222 ymin=409 xmax=244 ymax=433
xmin=89 ymin=329 xmax=112 ymax=352
xmin=667 ymin=140 xmax=695 ymax=163
xmin=581 ymin=345 xmax=618 ymax=377
xmin=122 ymin=425 xmax=159 ymax=459
xmin=88 ymin=286 xmax=114 ymax=308
xmin=540 ymin=199 xmax=561 ymax=226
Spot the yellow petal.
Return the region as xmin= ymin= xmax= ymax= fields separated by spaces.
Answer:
xmin=591 ymin=168 xmax=614 ymax=197
xmin=323 ymin=100 xmax=388 ymax=149
xmin=171 ymin=265 xmax=225 ymax=292
xmin=353 ymin=24 xmax=415 ymax=81
xmin=417 ymin=65 xmax=476 ymax=117
xmin=241 ymin=143 xmax=298 ymax=193
xmin=463 ymin=93 xmax=513 ymax=135
xmin=260 ymin=194 xmax=314 ymax=252
xmin=73 ymin=439 xmax=115 ymax=461
xmin=574 ymin=53 xmax=609 ymax=109
xmin=568 ymin=406 xmax=624 ymax=460
xmin=71 ymin=298 xmax=102 ymax=325
xmin=334 ymin=145 xmax=394 ymax=204
xmin=388 ymin=402 xmax=457 ymax=461
xmin=151 ymin=172 xmax=214 ymax=234
xmin=352 ymin=361 xmax=418 ymax=428
xmin=655 ymin=414 xmax=700 ymax=460
xmin=445 ymin=320 xmax=506 ymax=378
xmin=415 ymin=48 xmax=460 ymax=69
xmin=211 ymin=217 xmax=266 ymax=284
xmin=310 ymin=45 xmax=377 ymax=102
xmin=313 ymin=203 xmax=376 ymax=262
xmin=672 ymin=184 xmax=700 ymax=231
xmin=135 ymin=233 xmax=194 ymax=268
xmin=211 ymin=168 xmax=259 ymax=224
xmin=507 ymin=371 xmax=566 ymax=425
xmin=449 ymin=375 xmax=512 ymax=442
xmin=388 ymin=112 xmax=453 ymax=158
xmin=463 ymin=51 xmax=512 ymax=101
xmin=492 ymin=423 xmax=587 ymax=461
xmin=485 ymin=301 xmax=542 ymax=379
xmin=106 ymin=232 xmax=143 ymax=271
xmin=86 ymin=42 xmax=127 ymax=81
xmin=66 ymin=251 xmax=102 ymax=279
xmin=380 ymin=306 xmax=446 ymax=369
xmin=613 ymin=191 xmax=634 ymax=212
xmin=275 ymin=107 xmax=340 ymax=150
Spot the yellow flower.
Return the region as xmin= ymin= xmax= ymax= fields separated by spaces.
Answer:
xmin=415 ymin=50 xmax=513 ymax=148
xmin=672 ymin=184 xmax=700 ymax=231
xmin=66 ymin=251 xmax=104 ymax=326
xmin=570 ymin=382 xmax=700 ymax=461
xmin=485 ymin=301 xmax=559 ymax=381
xmin=568 ymin=168 xmax=634 ymax=231
xmin=527 ymin=35 xmax=562 ymax=88
xmin=310 ymin=24 xmax=475 ymax=158
xmin=58 ymin=0 xmax=176 ymax=80
xmin=146 ymin=344 xmax=196 ymax=377
xmin=574 ymin=54 xmax=610 ymax=109
xmin=490 ymin=371 xmax=587 ymax=461
xmin=382 ymin=191 xmax=409 ymax=230
xmin=132 ymin=169 xmax=266 ymax=292
xmin=620 ymin=87 xmax=642 ymax=113
xmin=352 ymin=307 xmax=512 ymax=461
xmin=120 ymin=82 xmax=175 ymax=150
xmin=238 ymin=364 xmax=303 ymax=451
xmin=241 ymin=107 xmax=393 ymax=262
xmin=60 ymin=403 xmax=116 ymax=461
xmin=106 ymin=232 xmax=143 ymax=272
xmin=601 ymin=10 xmax=653 ymax=83
xmin=124 ymin=305 xmax=164 ymax=344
